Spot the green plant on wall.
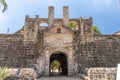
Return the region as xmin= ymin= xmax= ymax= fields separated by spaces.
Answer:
xmin=93 ymin=26 xmax=101 ymax=34
xmin=69 ymin=22 xmax=77 ymax=28
xmin=0 ymin=67 xmax=10 ymax=80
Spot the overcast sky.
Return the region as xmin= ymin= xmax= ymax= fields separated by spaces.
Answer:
xmin=0 ymin=0 xmax=120 ymax=34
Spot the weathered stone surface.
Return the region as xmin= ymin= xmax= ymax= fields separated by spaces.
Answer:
xmin=5 ymin=68 xmax=37 ymax=80
xmin=87 ymin=68 xmax=117 ymax=80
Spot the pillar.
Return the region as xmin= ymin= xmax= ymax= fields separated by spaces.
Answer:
xmin=63 ymin=6 xmax=69 ymax=27
xmin=44 ymin=47 xmax=50 ymax=76
xmin=48 ymin=6 xmax=54 ymax=27
xmin=80 ymin=17 xmax=84 ymax=35
xmin=68 ymin=46 xmax=75 ymax=76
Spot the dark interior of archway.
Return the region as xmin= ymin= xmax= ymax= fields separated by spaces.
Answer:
xmin=50 ymin=53 xmax=68 ymax=76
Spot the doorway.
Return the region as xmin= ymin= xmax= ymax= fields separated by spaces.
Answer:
xmin=50 ymin=52 xmax=68 ymax=76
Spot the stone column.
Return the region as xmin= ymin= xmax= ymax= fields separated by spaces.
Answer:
xmin=80 ymin=17 xmax=84 ymax=35
xmin=63 ymin=6 xmax=69 ymax=27
xmin=37 ymin=55 xmax=44 ymax=75
xmin=48 ymin=6 xmax=54 ymax=27
xmin=89 ymin=17 xmax=94 ymax=41
xmin=44 ymin=47 xmax=50 ymax=76
xmin=68 ymin=46 xmax=74 ymax=76
xmin=25 ymin=15 xmax=29 ymax=25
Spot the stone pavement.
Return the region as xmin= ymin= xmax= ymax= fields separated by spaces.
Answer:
xmin=38 ymin=76 xmax=81 ymax=80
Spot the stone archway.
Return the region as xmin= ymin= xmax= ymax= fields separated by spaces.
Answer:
xmin=50 ymin=52 xmax=68 ymax=76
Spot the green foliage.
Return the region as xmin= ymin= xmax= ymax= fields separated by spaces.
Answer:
xmin=69 ymin=22 xmax=77 ymax=28
xmin=51 ymin=60 xmax=60 ymax=70
xmin=93 ymin=26 xmax=101 ymax=34
xmin=0 ymin=0 xmax=8 ymax=12
xmin=0 ymin=67 xmax=10 ymax=80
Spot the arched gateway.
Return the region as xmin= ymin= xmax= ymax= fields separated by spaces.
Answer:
xmin=50 ymin=52 xmax=68 ymax=76
xmin=43 ymin=47 xmax=75 ymax=76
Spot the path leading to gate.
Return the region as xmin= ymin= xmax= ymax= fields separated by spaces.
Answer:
xmin=38 ymin=76 xmax=81 ymax=80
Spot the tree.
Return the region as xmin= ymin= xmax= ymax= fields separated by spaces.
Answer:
xmin=0 ymin=0 xmax=7 ymax=12
xmin=51 ymin=60 xmax=60 ymax=70
xmin=93 ymin=26 xmax=101 ymax=34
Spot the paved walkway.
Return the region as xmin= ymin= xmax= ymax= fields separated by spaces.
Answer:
xmin=38 ymin=76 xmax=81 ymax=80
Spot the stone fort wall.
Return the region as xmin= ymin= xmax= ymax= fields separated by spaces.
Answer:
xmin=0 ymin=34 xmax=38 ymax=68
xmin=0 ymin=34 xmax=26 ymax=67
xmin=0 ymin=6 xmax=120 ymax=76
xmin=74 ymin=35 xmax=120 ymax=74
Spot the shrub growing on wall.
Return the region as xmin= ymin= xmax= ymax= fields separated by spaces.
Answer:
xmin=69 ymin=22 xmax=77 ymax=28
xmin=93 ymin=26 xmax=101 ymax=34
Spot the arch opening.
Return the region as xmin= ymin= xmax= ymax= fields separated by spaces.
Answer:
xmin=50 ymin=53 xmax=68 ymax=76
xmin=39 ymin=23 xmax=48 ymax=27
xmin=39 ymin=23 xmax=48 ymax=30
